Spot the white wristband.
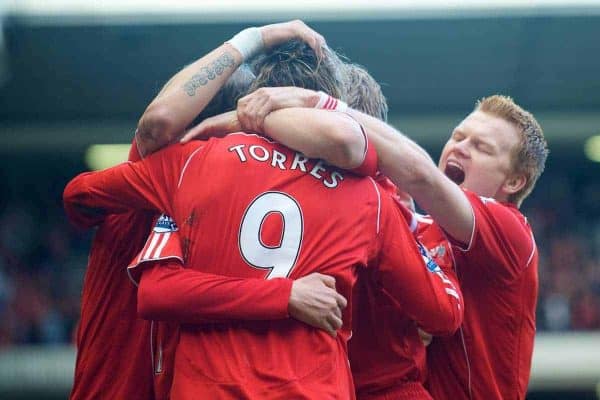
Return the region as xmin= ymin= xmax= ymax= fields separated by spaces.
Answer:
xmin=315 ymin=91 xmax=348 ymax=113
xmin=226 ymin=27 xmax=264 ymax=61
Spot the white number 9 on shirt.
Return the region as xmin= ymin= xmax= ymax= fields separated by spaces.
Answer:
xmin=239 ymin=191 xmax=303 ymax=279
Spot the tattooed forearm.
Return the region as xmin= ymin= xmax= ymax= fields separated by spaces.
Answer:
xmin=183 ymin=52 xmax=236 ymax=97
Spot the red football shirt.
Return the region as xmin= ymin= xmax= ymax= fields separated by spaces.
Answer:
xmin=66 ymin=141 xmax=294 ymax=400
xmin=349 ymin=201 xmax=462 ymax=400
xmin=67 ymin=141 xmax=157 ymax=400
xmin=64 ymin=133 xmax=452 ymax=399
xmin=426 ymin=190 xmax=538 ymax=400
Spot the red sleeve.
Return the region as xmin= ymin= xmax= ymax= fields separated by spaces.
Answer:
xmin=61 ymin=136 xmax=142 ymax=229
xmin=127 ymin=214 xmax=183 ymax=284
xmin=63 ymin=142 xmax=204 ymax=225
xmin=447 ymin=190 xmax=536 ymax=284
xmin=137 ymin=262 xmax=292 ymax=323
xmin=63 ymin=161 xmax=166 ymax=222
xmin=350 ymin=131 xmax=378 ymax=177
xmin=372 ymin=193 xmax=464 ymax=335
xmin=62 ymin=194 xmax=109 ymax=229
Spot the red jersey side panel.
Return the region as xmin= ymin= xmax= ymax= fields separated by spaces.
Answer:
xmin=427 ymin=190 xmax=538 ymax=400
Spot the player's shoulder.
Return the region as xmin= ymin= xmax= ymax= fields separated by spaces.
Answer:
xmin=178 ymin=139 xmax=208 ymax=155
xmin=218 ymin=132 xmax=277 ymax=146
xmin=144 ymin=140 xmax=207 ymax=165
xmin=464 ymin=189 xmax=529 ymax=227
xmin=464 ymin=190 xmax=536 ymax=262
xmin=210 ymin=132 xmax=294 ymax=156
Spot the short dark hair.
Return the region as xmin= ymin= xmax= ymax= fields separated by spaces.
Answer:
xmin=247 ymin=40 xmax=345 ymax=98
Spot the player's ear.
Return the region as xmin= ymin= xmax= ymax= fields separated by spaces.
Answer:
xmin=502 ymin=172 xmax=526 ymax=195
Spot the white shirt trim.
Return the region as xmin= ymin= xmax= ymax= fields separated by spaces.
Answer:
xmin=367 ymin=177 xmax=382 ymax=234
xmin=525 ymin=230 xmax=537 ymax=268
xmin=177 ymin=146 xmax=204 ymax=189
xmin=126 ymin=255 xmax=184 ymax=287
xmin=453 ymin=201 xmax=476 ymax=252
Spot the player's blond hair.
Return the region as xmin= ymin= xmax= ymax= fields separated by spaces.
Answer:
xmin=476 ymin=95 xmax=549 ymax=206
xmin=343 ymin=63 xmax=388 ymax=122
xmin=248 ymin=40 xmax=344 ymax=98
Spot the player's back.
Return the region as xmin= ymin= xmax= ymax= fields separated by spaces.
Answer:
xmin=170 ymin=133 xmax=381 ymax=399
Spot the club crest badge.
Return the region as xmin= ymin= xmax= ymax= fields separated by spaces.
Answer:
xmin=153 ymin=214 xmax=178 ymax=233
xmin=417 ymin=241 xmax=442 ymax=273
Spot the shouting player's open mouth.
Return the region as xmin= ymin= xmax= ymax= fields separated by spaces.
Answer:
xmin=444 ymin=161 xmax=465 ymax=185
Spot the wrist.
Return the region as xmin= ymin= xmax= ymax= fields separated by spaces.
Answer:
xmin=305 ymin=90 xmax=322 ymax=108
xmin=226 ymin=27 xmax=264 ymax=61
xmin=287 ymin=280 xmax=301 ymax=318
xmin=314 ymin=91 xmax=348 ymax=112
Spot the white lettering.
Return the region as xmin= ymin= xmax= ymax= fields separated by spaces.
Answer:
xmin=310 ymin=160 xmax=327 ymax=179
xmin=229 ymin=144 xmax=247 ymax=162
xmin=228 ymin=144 xmax=344 ymax=189
xmin=249 ymin=145 xmax=270 ymax=161
xmin=271 ymin=150 xmax=287 ymax=170
xmin=323 ymin=171 xmax=344 ymax=188
xmin=436 ymin=270 xmax=453 ymax=286
xmin=291 ymin=153 xmax=309 ymax=172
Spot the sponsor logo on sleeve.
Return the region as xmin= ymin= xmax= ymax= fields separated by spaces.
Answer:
xmin=432 ymin=244 xmax=446 ymax=258
xmin=417 ymin=241 xmax=442 ymax=273
xmin=153 ymin=214 xmax=178 ymax=233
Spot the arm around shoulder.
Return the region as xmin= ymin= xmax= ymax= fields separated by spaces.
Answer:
xmin=136 ymin=261 xmax=293 ymax=323
xmin=456 ymin=193 xmax=536 ymax=281
xmin=263 ymin=108 xmax=367 ymax=169
xmin=345 ymin=108 xmax=475 ymax=244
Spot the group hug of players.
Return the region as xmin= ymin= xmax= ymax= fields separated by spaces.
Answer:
xmin=63 ymin=20 xmax=549 ymax=400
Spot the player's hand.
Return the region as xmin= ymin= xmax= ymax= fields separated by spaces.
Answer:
xmin=236 ymin=87 xmax=320 ymax=133
xmin=180 ymin=111 xmax=241 ymax=143
xmin=260 ymin=20 xmax=326 ymax=58
xmin=288 ymin=273 xmax=347 ymax=337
